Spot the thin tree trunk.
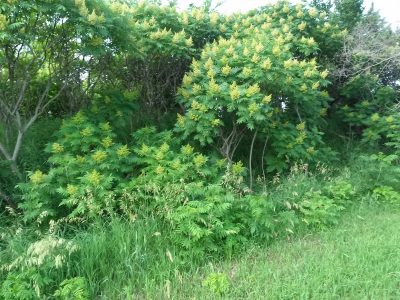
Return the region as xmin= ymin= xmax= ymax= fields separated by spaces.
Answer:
xmin=249 ymin=130 xmax=258 ymax=191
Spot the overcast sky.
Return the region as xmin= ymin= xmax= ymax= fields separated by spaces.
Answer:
xmin=167 ymin=0 xmax=400 ymax=29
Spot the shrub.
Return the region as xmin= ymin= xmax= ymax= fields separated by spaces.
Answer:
xmin=175 ymin=1 xmax=343 ymax=172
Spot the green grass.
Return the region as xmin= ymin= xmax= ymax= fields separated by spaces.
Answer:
xmin=139 ymin=204 xmax=400 ymax=299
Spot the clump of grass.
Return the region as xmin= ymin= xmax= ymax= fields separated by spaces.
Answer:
xmin=144 ymin=203 xmax=400 ymax=299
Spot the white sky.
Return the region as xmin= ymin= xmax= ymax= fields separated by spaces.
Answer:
xmin=167 ymin=0 xmax=400 ymax=29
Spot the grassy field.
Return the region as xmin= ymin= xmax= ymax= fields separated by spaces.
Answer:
xmin=137 ymin=204 xmax=400 ymax=299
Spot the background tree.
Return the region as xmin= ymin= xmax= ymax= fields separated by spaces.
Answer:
xmin=0 ymin=0 xmax=124 ymax=205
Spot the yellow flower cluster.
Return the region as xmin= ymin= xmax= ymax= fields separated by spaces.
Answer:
xmin=30 ymin=170 xmax=45 ymax=185
xmin=52 ymin=143 xmax=64 ymax=154
xmin=150 ymin=28 xmax=171 ymax=40
xmin=312 ymin=82 xmax=320 ymax=90
xmin=92 ymin=150 xmax=107 ymax=162
xmin=140 ymin=144 xmax=150 ymax=155
xmin=192 ymin=84 xmax=202 ymax=95
xmin=221 ymin=65 xmax=232 ymax=76
xmin=296 ymin=132 xmax=306 ymax=144
xmin=177 ymin=113 xmax=185 ymax=127
xmin=230 ymin=82 xmax=241 ymax=101
xmin=232 ymin=161 xmax=245 ymax=175
xmin=117 ymin=145 xmax=130 ymax=157
xmin=66 ymin=184 xmax=78 ymax=195
xmin=87 ymin=170 xmax=101 ymax=185
xmin=307 ymin=147 xmax=315 ymax=155
xmin=386 ymin=116 xmax=394 ymax=123
xmin=248 ymin=103 xmax=260 ymax=116
xmin=193 ymin=154 xmax=207 ymax=168
xmin=172 ymin=30 xmax=186 ymax=44
xmin=109 ymin=1 xmax=131 ymax=14
xmin=0 ymin=14 xmax=7 ymax=31
xmin=185 ymin=37 xmax=193 ymax=47
xmin=320 ymin=108 xmax=327 ymax=117
xmin=242 ymin=67 xmax=252 ymax=78
xmin=205 ymin=57 xmax=214 ymax=70
xmin=207 ymin=68 xmax=216 ymax=78
xmin=88 ymin=10 xmax=105 ymax=25
xmin=75 ymin=0 xmax=89 ymax=17
xmin=155 ymin=165 xmax=165 ymax=175
xmin=76 ymin=155 xmax=86 ymax=163
xmin=209 ymin=79 xmax=220 ymax=94
xmin=182 ymin=74 xmax=193 ymax=87
xmin=370 ymin=113 xmax=380 ymax=122
xmin=272 ymin=45 xmax=281 ymax=56
xmin=320 ymin=69 xmax=329 ymax=79
xmin=188 ymin=111 xmax=199 ymax=121
xmin=262 ymin=58 xmax=272 ymax=70
xmin=308 ymin=8 xmax=318 ymax=18
xmin=210 ymin=12 xmax=219 ymax=25
xmin=252 ymin=54 xmax=260 ymax=63
xmin=192 ymin=8 xmax=204 ymax=21
xmin=246 ymin=83 xmax=260 ymax=97
xmin=181 ymin=144 xmax=194 ymax=156
xmin=72 ymin=111 xmax=85 ymax=124
xmin=102 ymin=137 xmax=113 ymax=148
xmin=262 ymin=94 xmax=272 ymax=104
xmin=211 ymin=118 xmax=221 ymax=127
xmin=296 ymin=122 xmax=306 ymax=131
xmin=298 ymin=22 xmax=306 ymax=31
xmin=100 ymin=122 xmax=111 ymax=131
xmin=80 ymin=127 xmax=93 ymax=137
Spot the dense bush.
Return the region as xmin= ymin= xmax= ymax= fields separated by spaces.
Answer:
xmin=1 ymin=0 xmax=399 ymax=298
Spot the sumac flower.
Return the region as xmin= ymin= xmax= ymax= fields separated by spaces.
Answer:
xmin=66 ymin=184 xmax=78 ymax=195
xmin=298 ymin=22 xmax=306 ymax=31
xmin=155 ymin=165 xmax=165 ymax=174
xmin=229 ymin=82 xmax=241 ymax=101
xmin=51 ymin=143 xmax=64 ymax=154
xmin=211 ymin=118 xmax=221 ymax=127
xmin=262 ymin=58 xmax=272 ymax=70
xmin=209 ymin=79 xmax=220 ymax=94
xmin=87 ymin=170 xmax=101 ymax=185
xmin=80 ymin=127 xmax=93 ymax=137
xmin=117 ymin=145 xmax=130 ymax=158
xmin=232 ymin=161 xmax=245 ymax=175
xmin=30 ymin=170 xmax=45 ymax=185
xmin=370 ymin=113 xmax=380 ymax=122
xmin=308 ymin=7 xmax=318 ymax=17
xmin=242 ymin=67 xmax=252 ymax=78
xmin=182 ymin=74 xmax=193 ymax=87
xmin=177 ymin=113 xmax=185 ymax=127
xmin=246 ymin=83 xmax=260 ymax=97
xmin=193 ymin=154 xmax=208 ymax=168
xmin=248 ymin=103 xmax=260 ymax=116
xmin=181 ymin=144 xmax=194 ymax=156
xmin=221 ymin=65 xmax=232 ymax=76
xmin=262 ymin=94 xmax=272 ymax=104
xmin=185 ymin=37 xmax=193 ymax=47
xmin=102 ymin=137 xmax=113 ymax=148
xmin=92 ymin=150 xmax=107 ymax=162
xmin=320 ymin=69 xmax=329 ymax=79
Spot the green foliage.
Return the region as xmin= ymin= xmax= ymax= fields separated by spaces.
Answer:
xmin=2 ymin=0 xmax=400 ymax=298
xmin=359 ymin=153 xmax=400 ymax=189
xmin=1 ymin=268 xmax=46 ymax=300
xmin=203 ymin=272 xmax=230 ymax=296
xmin=334 ymin=0 xmax=364 ymax=29
xmin=299 ymin=190 xmax=344 ymax=228
xmin=54 ymin=277 xmax=89 ymax=300
xmin=176 ymin=1 xmax=342 ymax=172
